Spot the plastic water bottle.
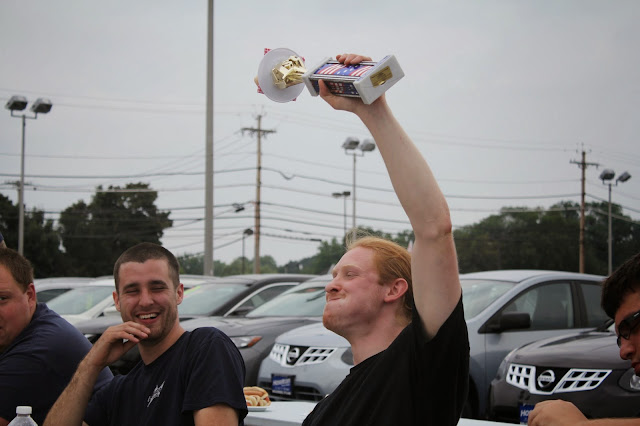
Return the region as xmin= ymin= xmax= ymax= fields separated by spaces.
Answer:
xmin=8 ymin=406 xmax=38 ymax=426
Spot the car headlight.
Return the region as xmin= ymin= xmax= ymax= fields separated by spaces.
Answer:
xmin=230 ymin=336 xmax=262 ymax=349
xmin=496 ymin=347 xmax=519 ymax=380
xmin=341 ymin=347 xmax=354 ymax=366
xmin=619 ymin=368 xmax=640 ymax=392
xmin=631 ymin=375 xmax=640 ymax=391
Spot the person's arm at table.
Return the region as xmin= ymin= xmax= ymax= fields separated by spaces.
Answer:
xmin=194 ymin=405 xmax=239 ymax=426
xmin=528 ymin=400 xmax=640 ymax=426
xmin=44 ymin=322 xmax=149 ymax=426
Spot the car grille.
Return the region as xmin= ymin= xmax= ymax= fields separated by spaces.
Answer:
xmin=269 ymin=343 xmax=337 ymax=367
xmin=506 ymin=363 xmax=611 ymax=395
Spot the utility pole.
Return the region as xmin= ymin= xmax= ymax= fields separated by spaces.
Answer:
xmin=570 ymin=149 xmax=598 ymax=273
xmin=203 ymin=0 xmax=215 ymax=276
xmin=242 ymin=115 xmax=275 ymax=273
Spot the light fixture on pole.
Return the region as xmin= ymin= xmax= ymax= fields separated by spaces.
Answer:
xmin=242 ymin=228 xmax=254 ymax=274
xmin=342 ymin=137 xmax=375 ymax=241
xmin=599 ymin=169 xmax=631 ymax=275
xmin=332 ymin=191 xmax=351 ymax=238
xmin=5 ymin=95 xmax=53 ymax=255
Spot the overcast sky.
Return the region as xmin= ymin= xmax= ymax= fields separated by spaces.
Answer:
xmin=1 ymin=1 xmax=639 ymax=268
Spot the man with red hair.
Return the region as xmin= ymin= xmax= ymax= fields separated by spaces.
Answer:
xmin=302 ymin=54 xmax=470 ymax=426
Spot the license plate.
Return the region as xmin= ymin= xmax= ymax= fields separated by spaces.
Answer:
xmin=271 ymin=374 xmax=294 ymax=396
xmin=519 ymin=404 xmax=535 ymax=425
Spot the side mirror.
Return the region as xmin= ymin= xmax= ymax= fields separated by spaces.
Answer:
xmin=480 ymin=312 xmax=531 ymax=333
xmin=499 ymin=312 xmax=531 ymax=331
xmin=227 ymin=306 xmax=254 ymax=317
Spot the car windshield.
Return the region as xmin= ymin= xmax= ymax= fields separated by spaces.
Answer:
xmin=461 ymin=279 xmax=515 ymax=319
xmin=178 ymin=284 xmax=247 ymax=315
xmin=246 ymin=285 xmax=326 ymax=317
xmin=37 ymin=288 xmax=71 ymax=304
xmin=47 ymin=286 xmax=114 ymax=315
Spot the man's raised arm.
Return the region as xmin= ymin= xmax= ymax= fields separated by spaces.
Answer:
xmin=319 ymin=54 xmax=461 ymax=338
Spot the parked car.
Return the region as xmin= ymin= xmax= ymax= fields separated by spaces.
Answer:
xmin=257 ymin=270 xmax=609 ymax=419
xmin=79 ymin=273 xmax=314 ymax=339
xmin=77 ymin=273 xmax=317 ymax=375
xmin=46 ymin=279 xmax=116 ymax=325
xmin=488 ymin=321 xmax=640 ymax=423
xmin=258 ymin=322 xmax=351 ymax=401
xmin=34 ymin=277 xmax=96 ymax=303
xmin=177 ymin=273 xmax=316 ymax=319
xmin=181 ymin=275 xmax=331 ymax=386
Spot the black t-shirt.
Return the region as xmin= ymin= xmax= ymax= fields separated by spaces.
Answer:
xmin=303 ymin=297 xmax=469 ymax=426
xmin=0 ymin=304 xmax=113 ymax=425
xmin=85 ymin=327 xmax=248 ymax=426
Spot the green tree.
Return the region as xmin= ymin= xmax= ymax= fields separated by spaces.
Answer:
xmin=0 ymin=193 xmax=19 ymax=249
xmin=282 ymin=256 xmax=316 ymax=274
xmin=58 ymin=183 xmax=172 ymax=276
xmin=583 ymin=201 xmax=638 ymax=275
xmin=309 ymin=238 xmax=345 ymax=274
xmin=305 ymin=228 xmax=415 ymax=276
xmin=223 ymin=255 xmax=279 ymax=276
xmin=178 ymin=253 xmax=205 ymax=275
xmin=453 ymin=201 xmax=639 ymax=275
xmin=0 ymin=194 xmax=67 ymax=277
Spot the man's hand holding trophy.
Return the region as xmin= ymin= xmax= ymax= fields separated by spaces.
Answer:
xmin=256 ymin=48 xmax=404 ymax=104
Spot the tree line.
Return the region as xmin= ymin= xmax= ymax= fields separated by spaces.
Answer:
xmin=0 ymin=184 xmax=637 ymax=278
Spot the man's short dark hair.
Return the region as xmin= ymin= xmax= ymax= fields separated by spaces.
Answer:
xmin=601 ymin=252 xmax=640 ymax=319
xmin=0 ymin=248 xmax=34 ymax=292
xmin=113 ymin=243 xmax=180 ymax=292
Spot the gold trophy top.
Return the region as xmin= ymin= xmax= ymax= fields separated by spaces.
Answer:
xmin=271 ymin=56 xmax=306 ymax=89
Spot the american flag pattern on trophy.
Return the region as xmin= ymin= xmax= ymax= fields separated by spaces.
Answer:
xmin=310 ymin=62 xmax=376 ymax=96
xmin=315 ymin=63 xmax=374 ymax=77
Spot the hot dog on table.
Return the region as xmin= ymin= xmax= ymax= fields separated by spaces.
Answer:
xmin=244 ymin=386 xmax=271 ymax=407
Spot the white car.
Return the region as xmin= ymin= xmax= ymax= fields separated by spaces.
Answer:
xmin=258 ymin=322 xmax=351 ymax=400
xmin=34 ymin=277 xmax=96 ymax=303
xmin=46 ymin=278 xmax=115 ymax=325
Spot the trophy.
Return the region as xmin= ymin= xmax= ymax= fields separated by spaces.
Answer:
xmin=256 ymin=48 xmax=404 ymax=105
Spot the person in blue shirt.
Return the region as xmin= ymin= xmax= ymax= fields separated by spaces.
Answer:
xmin=0 ymin=248 xmax=113 ymax=425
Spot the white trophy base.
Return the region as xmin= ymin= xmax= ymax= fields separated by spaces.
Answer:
xmin=257 ymin=48 xmax=305 ymax=103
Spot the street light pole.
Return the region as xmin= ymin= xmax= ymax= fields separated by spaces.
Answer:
xmin=332 ymin=191 xmax=351 ymax=238
xmin=342 ymin=137 xmax=375 ymax=242
xmin=18 ymin=114 xmax=26 ymax=256
xmin=606 ymin=180 xmax=612 ymax=275
xmin=351 ymin=153 xmax=356 ymax=239
xmin=5 ymin=96 xmax=53 ymax=255
xmin=599 ymin=169 xmax=631 ymax=275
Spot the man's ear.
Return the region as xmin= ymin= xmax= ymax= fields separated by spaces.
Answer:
xmin=26 ymin=283 xmax=37 ymax=306
xmin=176 ymin=283 xmax=184 ymax=305
xmin=383 ymin=278 xmax=408 ymax=303
xmin=113 ymin=291 xmax=121 ymax=312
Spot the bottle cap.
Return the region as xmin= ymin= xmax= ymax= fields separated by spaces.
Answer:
xmin=16 ymin=406 xmax=32 ymax=415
